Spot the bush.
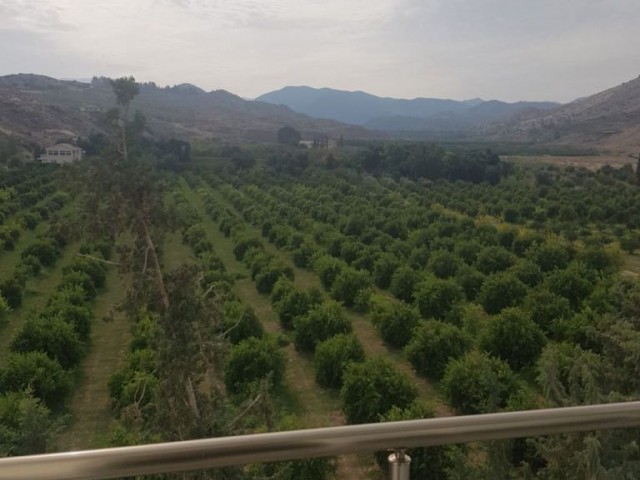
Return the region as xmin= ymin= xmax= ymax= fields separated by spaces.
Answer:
xmin=63 ymin=258 xmax=107 ymax=289
xmin=330 ymin=268 xmax=372 ymax=307
xmin=21 ymin=239 xmax=59 ymax=267
xmin=42 ymin=303 xmax=93 ymax=342
xmin=414 ymin=277 xmax=465 ymax=320
xmin=370 ymin=297 xmax=420 ymax=348
xmin=341 ymin=357 xmax=417 ymax=424
xmin=0 ymin=295 xmax=10 ymax=326
xmin=255 ymin=262 xmax=294 ymax=294
xmin=275 ymin=288 xmax=323 ymax=330
xmin=428 ymin=250 xmax=461 ymax=279
xmin=11 ymin=316 xmax=85 ymax=369
xmin=389 ymin=265 xmax=421 ymax=303
xmin=405 ymin=320 xmax=470 ymax=379
xmin=480 ymin=308 xmax=546 ymax=370
xmin=314 ymin=334 xmax=365 ymax=388
xmin=475 ymin=246 xmax=516 ymax=274
xmin=441 ymin=351 xmax=517 ymax=414
xmin=221 ymin=300 xmax=264 ymax=344
xmin=524 ymin=289 xmax=572 ymax=332
xmin=0 ymin=391 xmax=56 ymax=455
xmin=313 ymin=255 xmax=345 ymax=290
xmin=0 ymin=278 xmax=22 ymax=309
xmin=294 ymin=300 xmax=352 ymax=352
xmin=0 ymin=352 xmax=71 ymax=408
xmin=223 ymin=337 xmax=286 ymax=394
xmin=57 ymin=271 xmax=96 ymax=300
xmin=478 ymin=273 xmax=527 ymax=315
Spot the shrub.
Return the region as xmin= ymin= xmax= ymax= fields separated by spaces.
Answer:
xmin=314 ymin=334 xmax=365 ymax=388
xmin=330 ymin=268 xmax=372 ymax=307
xmin=478 ymin=273 xmax=527 ymax=315
xmin=405 ymin=320 xmax=470 ymax=379
xmin=275 ymin=288 xmax=323 ymax=330
xmin=370 ymin=298 xmax=420 ymax=348
xmin=224 ymin=337 xmax=285 ymax=394
xmin=294 ymin=300 xmax=352 ymax=352
xmin=221 ymin=300 xmax=264 ymax=344
xmin=341 ymin=357 xmax=417 ymax=424
xmin=0 ymin=352 xmax=71 ymax=409
xmin=442 ymin=351 xmax=517 ymax=414
xmin=414 ymin=277 xmax=465 ymax=320
xmin=0 ymin=278 xmax=22 ymax=309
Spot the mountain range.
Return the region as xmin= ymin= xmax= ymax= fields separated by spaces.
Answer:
xmin=1 ymin=73 xmax=640 ymax=153
xmin=0 ymin=74 xmax=379 ymax=147
xmin=255 ymin=86 xmax=559 ymax=133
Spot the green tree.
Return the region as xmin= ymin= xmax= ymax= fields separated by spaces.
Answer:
xmin=523 ymin=289 xmax=572 ymax=333
xmin=405 ymin=320 xmax=470 ymax=379
xmin=442 ymin=351 xmax=517 ymax=414
xmin=372 ymin=253 xmax=399 ymax=289
xmin=223 ymin=337 xmax=286 ymax=394
xmin=330 ymin=267 xmax=372 ymax=307
xmin=428 ymin=250 xmax=461 ymax=279
xmin=475 ymin=246 xmax=516 ymax=275
xmin=478 ymin=273 xmax=527 ymax=315
xmin=277 ymin=126 xmax=302 ymax=146
xmin=274 ymin=287 xmax=323 ymax=330
xmin=11 ymin=316 xmax=85 ymax=369
xmin=414 ymin=277 xmax=465 ymax=320
xmin=341 ymin=357 xmax=417 ymax=424
xmin=0 ymin=295 xmax=10 ymax=326
xmin=0 ymin=278 xmax=22 ymax=309
xmin=481 ymin=308 xmax=546 ymax=370
xmin=314 ymin=334 xmax=365 ymax=388
xmin=294 ymin=300 xmax=352 ymax=352
xmin=0 ymin=391 xmax=58 ymax=456
xmin=313 ymin=254 xmax=345 ymax=290
xmin=370 ymin=296 xmax=420 ymax=348
xmin=0 ymin=352 xmax=71 ymax=408
xmin=389 ymin=265 xmax=421 ymax=303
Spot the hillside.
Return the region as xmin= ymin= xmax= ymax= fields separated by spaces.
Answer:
xmin=0 ymin=74 xmax=380 ymax=147
xmin=485 ymin=75 xmax=640 ymax=152
xmin=256 ymin=86 xmax=559 ymax=133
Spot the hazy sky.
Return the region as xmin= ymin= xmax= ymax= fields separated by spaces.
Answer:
xmin=1 ymin=0 xmax=638 ymax=102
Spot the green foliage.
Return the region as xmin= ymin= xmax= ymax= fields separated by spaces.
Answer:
xmin=21 ymin=239 xmax=59 ymax=267
xmin=405 ymin=320 xmax=471 ymax=379
xmin=313 ymin=254 xmax=345 ymax=290
xmin=0 ymin=295 xmax=10 ymax=326
xmin=224 ymin=337 xmax=285 ymax=394
xmin=372 ymin=253 xmax=399 ymax=288
xmin=524 ymin=289 xmax=572 ymax=333
xmin=0 ymin=352 xmax=71 ymax=409
xmin=294 ymin=300 xmax=352 ymax=352
xmin=221 ymin=300 xmax=264 ymax=344
xmin=389 ymin=264 xmax=420 ymax=303
xmin=370 ymin=296 xmax=420 ymax=348
xmin=277 ymin=126 xmax=302 ymax=146
xmin=442 ymin=351 xmax=517 ymax=414
xmin=255 ymin=262 xmax=294 ymax=294
xmin=341 ymin=357 xmax=417 ymax=424
xmin=42 ymin=303 xmax=93 ymax=342
xmin=529 ymin=240 xmax=573 ymax=272
xmin=11 ymin=316 xmax=85 ymax=369
xmin=0 ymin=278 xmax=22 ymax=309
xmin=0 ymin=391 xmax=57 ymax=456
xmin=414 ymin=277 xmax=465 ymax=320
xmin=63 ymin=258 xmax=108 ymax=289
xmin=330 ymin=267 xmax=372 ymax=307
xmin=428 ymin=250 xmax=461 ymax=279
xmin=314 ymin=334 xmax=365 ymax=388
xmin=545 ymin=265 xmax=594 ymax=309
xmin=481 ymin=308 xmax=546 ymax=370
xmin=475 ymin=246 xmax=516 ymax=274
xmin=274 ymin=287 xmax=323 ymax=330
xmin=478 ymin=273 xmax=527 ymax=314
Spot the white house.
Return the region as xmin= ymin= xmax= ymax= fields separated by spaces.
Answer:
xmin=40 ymin=143 xmax=83 ymax=164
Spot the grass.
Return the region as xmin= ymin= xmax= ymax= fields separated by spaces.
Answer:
xmin=623 ymin=253 xmax=640 ymax=277
xmin=163 ymin=230 xmax=195 ymax=271
xmin=55 ymin=267 xmax=131 ymax=451
xmin=0 ymin=243 xmax=80 ymax=366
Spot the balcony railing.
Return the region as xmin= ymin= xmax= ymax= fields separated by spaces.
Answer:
xmin=0 ymin=401 xmax=639 ymax=480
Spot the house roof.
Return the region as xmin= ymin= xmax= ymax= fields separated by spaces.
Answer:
xmin=46 ymin=143 xmax=82 ymax=150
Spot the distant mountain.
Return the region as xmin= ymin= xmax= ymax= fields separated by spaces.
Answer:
xmin=484 ymin=75 xmax=640 ymax=152
xmin=0 ymin=74 xmax=380 ymax=146
xmin=256 ymin=86 xmax=560 ymax=133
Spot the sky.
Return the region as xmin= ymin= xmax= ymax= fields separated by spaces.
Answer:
xmin=0 ymin=0 xmax=639 ymax=103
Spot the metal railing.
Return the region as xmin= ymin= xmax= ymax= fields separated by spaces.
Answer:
xmin=0 ymin=401 xmax=639 ymax=480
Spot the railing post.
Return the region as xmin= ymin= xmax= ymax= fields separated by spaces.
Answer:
xmin=388 ymin=450 xmax=411 ymax=480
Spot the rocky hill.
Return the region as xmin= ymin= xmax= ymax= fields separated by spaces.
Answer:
xmin=0 ymin=74 xmax=380 ymax=147
xmin=485 ymin=76 xmax=640 ymax=153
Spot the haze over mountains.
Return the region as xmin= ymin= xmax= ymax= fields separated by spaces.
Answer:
xmin=0 ymin=74 xmax=378 ymax=146
xmin=256 ymin=86 xmax=560 ymax=133
xmin=1 ymin=73 xmax=639 ymax=153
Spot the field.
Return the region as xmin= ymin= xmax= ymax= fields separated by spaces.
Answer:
xmin=1 ymin=141 xmax=640 ymax=479
xmin=503 ymin=154 xmax=636 ymax=170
